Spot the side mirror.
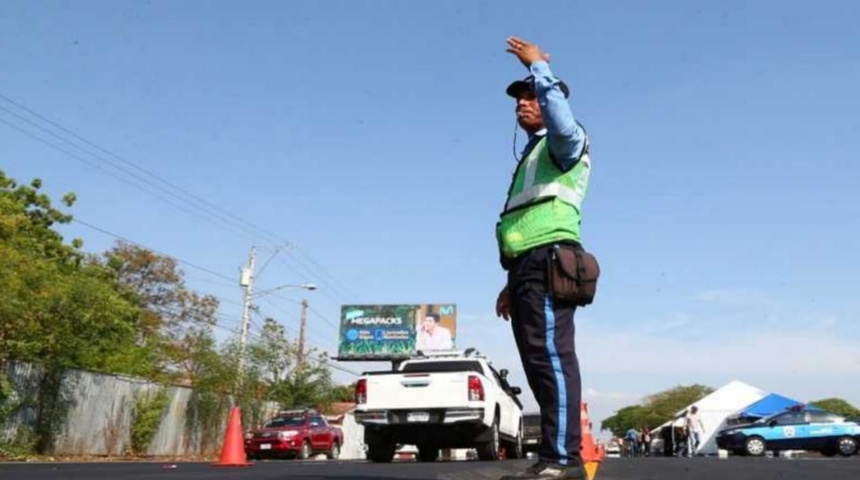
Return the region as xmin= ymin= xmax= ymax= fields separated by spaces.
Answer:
xmin=768 ymin=420 xmax=777 ymax=427
xmin=511 ymin=387 xmax=522 ymax=395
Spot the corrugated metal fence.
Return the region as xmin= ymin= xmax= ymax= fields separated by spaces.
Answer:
xmin=1 ymin=361 xmax=283 ymax=457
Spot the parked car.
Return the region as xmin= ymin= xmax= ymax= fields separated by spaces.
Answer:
xmin=715 ymin=406 xmax=860 ymax=457
xmin=522 ymin=413 xmax=542 ymax=453
xmin=244 ymin=409 xmax=343 ymax=460
xmin=605 ymin=439 xmax=621 ymax=458
xmin=354 ymin=348 xmax=524 ymax=463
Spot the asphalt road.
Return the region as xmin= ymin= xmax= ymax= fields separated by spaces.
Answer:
xmin=0 ymin=457 xmax=858 ymax=480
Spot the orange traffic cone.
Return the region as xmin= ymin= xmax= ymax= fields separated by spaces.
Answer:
xmin=580 ymin=402 xmax=604 ymax=480
xmin=211 ymin=406 xmax=253 ymax=467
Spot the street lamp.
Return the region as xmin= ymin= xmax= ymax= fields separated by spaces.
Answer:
xmin=252 ymin=283 xmax=317 ymax=298
xmin=239 ymin=248 xmax=317 ymax=378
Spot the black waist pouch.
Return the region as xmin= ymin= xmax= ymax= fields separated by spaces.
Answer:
xmin=548 ymin=243 xmax=600 ymax=306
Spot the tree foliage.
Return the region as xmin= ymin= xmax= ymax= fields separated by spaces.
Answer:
xmin=810 ymin=398 xmax=860 ymax=419
xmin=101 ymin=241 xmax=220 ymax=380
xmin=601 ymin=384 xmax=715 ymax=437
xmin=0 ymin=170 xmax=143 ymax=373
xmin=0 ymin=168 xmax=352 ymax=455
xmin=243 ymin=318 xmax=339 ymax=413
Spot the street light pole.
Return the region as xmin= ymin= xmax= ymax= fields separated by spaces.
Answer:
xmin=238 ymin=246 xmax=257 ymax=376
xmin=298 ymin=299 xmax=308 ymax=370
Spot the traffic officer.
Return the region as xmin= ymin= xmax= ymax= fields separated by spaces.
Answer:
xmin=495 ymin=36 xmax=591 ymax=480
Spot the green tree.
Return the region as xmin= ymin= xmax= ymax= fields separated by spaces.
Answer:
xmin=0 ymin=170 xmax=144 ymax=373
xmin=242 ymin=319 xmax=335 ymax=409
xmin=247 ymin=317 xmax=294 ymax=384
xmin=810 ymin=398 xmax=860 ymax=419
xmin=101 ymin=241 xmax=220 ymax=381
xmin=1 ymin=169 xmax=150 ymax=455
xmin=600 ymin=405 xmax=646 ymax=438
xmin=600 ymin=384 xmax=715 ymax=437
xmin=326 ymin=383 xmax=356 ymax=404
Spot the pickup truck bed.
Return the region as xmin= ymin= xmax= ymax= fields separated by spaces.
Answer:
xmin=354 ymin=352 xmax=524 ymax=463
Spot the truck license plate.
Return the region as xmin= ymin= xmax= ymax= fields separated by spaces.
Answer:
xmin=408 ymin=411 xmax=430 ymax=422
xmin=260 ymin=443 xmax=272 ymax=450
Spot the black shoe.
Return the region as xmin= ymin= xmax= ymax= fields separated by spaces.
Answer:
xmin=499 ymin=461 xmax=586 ymax=480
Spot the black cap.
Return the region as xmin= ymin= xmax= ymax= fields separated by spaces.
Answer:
xmin=506 ymin=75 xmax=570 ymax=99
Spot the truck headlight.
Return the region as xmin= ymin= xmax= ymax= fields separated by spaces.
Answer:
xmin=278 ymin=431 xmax=299 ymax=440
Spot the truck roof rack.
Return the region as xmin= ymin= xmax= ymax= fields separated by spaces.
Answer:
xmin=411 ymin=348 xmax=486 ymax=359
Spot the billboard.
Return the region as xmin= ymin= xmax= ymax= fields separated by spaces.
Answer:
xmin=337 ymin=304 xmax=457 ymax=360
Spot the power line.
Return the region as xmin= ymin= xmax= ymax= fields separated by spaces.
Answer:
xmin=327 ymin=362 xmax=360 ymax=377
xmin=72 ymin=218 xmax=250 ymax=327
xmin=182 ymin=274 xmax=237 ymax=290
xmin=0 ymin=117 xmax=261 ymax=243
xmin=1 ymin=91 xmax=358 ymax=313
xmin=265 ymin=292 xmax=340 ymax=334
xmin=306 ymin=304 xmax=343 ymax=334
xmin=72 ymin=217 xmax=237 ymax=284
xmin=0 ymin=93 xmax=276 ymax=243
xmin=257 ymin=299 xmax=337 ymax=350
xmin=292 ymin=245 xmax=360 ymax=300
xmin=274 ymin=252 xmax=355 ymax=306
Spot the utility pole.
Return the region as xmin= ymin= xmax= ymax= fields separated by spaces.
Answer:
xmin=297 ymin=299 xmax=308 ymax=370
xmin=238 ymin=246 xmax=257 ymax=376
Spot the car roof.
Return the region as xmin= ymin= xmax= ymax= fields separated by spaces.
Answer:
xmin=276 ymin=409 xmax=318 ymax=416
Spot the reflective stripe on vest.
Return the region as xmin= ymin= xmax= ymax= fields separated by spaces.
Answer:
xmin=503 ymin=137 xmax=590 ymax=214
xmin=497 ymin=135 xmax=591 ymax=261
xmin=505 ymin=153 xmax=590 ymax=211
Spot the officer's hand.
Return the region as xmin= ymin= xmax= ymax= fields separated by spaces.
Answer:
xmin=496 ymin=285 xmax=511 ymax=321
xmin=506 ymin=36 xmax=551 ymax=68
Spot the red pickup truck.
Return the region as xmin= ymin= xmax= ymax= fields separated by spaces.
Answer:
xmin=244 ymin=409 xmax=344 ymax=460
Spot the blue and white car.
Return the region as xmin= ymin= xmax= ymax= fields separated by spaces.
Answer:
xmin=716 ymin=407 xmax=860 ymax=457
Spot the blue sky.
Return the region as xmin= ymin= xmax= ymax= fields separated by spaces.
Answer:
xmin=3 ymin=0 xmax=859 ymax=435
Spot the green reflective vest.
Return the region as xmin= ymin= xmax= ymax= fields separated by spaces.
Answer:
xmin=497 ymin=136 xmax=591 ymax=261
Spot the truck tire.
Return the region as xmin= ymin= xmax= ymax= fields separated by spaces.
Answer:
xmin=477 ymin=415 xmax=501 ymax=461
xmin=417 ymin=444 xmax=438 ymax=462
xmin=505 ymin=424 xmax=524 ymax=459
xmin=367 ymin=441 xmax=395 ymax=463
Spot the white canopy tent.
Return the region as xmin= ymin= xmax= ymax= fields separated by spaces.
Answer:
xmin=653 ymin=380 xmax=769 ymax=455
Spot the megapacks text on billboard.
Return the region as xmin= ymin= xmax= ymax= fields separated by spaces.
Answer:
xmin=337 ymin=304 xmax=457 ymax=360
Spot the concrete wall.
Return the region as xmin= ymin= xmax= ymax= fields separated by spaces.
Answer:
xmin=2 ymin=361 xmax=280 ymax=457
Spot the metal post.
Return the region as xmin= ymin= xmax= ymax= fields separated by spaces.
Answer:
xmin=298 ymin=299 xmax=308 ymax=369
xmin=238 ymin=246 xmax=257 ymax=376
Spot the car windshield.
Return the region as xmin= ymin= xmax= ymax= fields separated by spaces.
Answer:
xmin=757 ymin=410 xmax=805 ymax=425
xmin=264 ymin=416 xmax=305 ymax=428
xmin=523 ymin=415 xmax=541 ymax=426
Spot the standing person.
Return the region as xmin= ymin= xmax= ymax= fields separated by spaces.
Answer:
xmin=625 ymin=428 xmax=639 ymax=458
xmin=685 ymin=406 xmax=705 ymax=457
xmin=495 ymin=36 xmax=592 ymax=480
xmin=641 ymin=426 xmax=652 ymax=457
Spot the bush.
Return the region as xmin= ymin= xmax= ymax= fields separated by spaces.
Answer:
xmin=130 ymin=389 xmax=168 ymax=456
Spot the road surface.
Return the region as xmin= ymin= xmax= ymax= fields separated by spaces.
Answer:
xmin=0 ymin=457 xmax=857 ymax=480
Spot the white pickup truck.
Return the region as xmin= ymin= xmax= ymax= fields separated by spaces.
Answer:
xmin=353 ymin=349 xmax=525 ymax=463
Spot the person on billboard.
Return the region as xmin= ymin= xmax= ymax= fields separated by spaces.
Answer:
xmin=415 ymin=313 xmax=453 ymax=351
xmin=495 ymin=36 xmax=592 ymax=480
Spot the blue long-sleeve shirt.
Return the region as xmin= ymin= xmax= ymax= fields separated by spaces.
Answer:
xmin=524 ymin=61 xmax=587 ymax=171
